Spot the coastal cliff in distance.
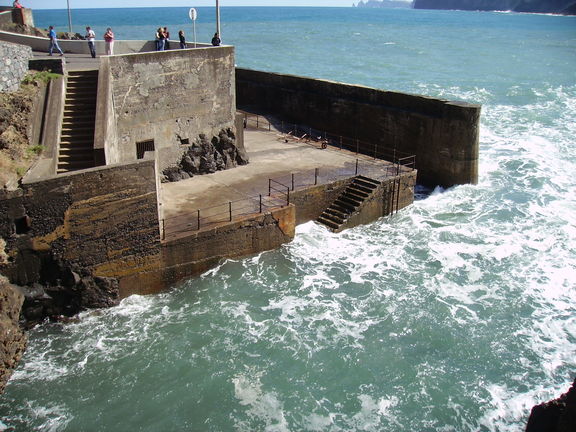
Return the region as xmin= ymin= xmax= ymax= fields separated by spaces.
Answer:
xmin=412 ymin=0 xmax=576 ymax=15
xmin=354 ymin=0 xmax=413 ymax=8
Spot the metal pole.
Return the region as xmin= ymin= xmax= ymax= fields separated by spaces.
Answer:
xmin=259 ymin=194 xmax=262 ymax=213
xmin=314 ymin=168 xmax=318 ymax=185
xmin=216 ymin=0 xmax=221 ymax=40
xmin=229 ymin=201 xmax=232 ymax=221
xmin=355 ymin=159 xmax=359 ymax=176
xmin=268 ymin=179 xmax=271 ymax=196
xmin=197 ymin=209 xmax=200 ymax=230
xmin=66 ymin=0 xmax=72 ymax=33
xmin=291 ymin=173 xmax=294 ymax=191
xmin=193 ymin=19 xmax=197 ymax=48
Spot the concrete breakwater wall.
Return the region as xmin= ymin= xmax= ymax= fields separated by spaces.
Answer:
xmin=236 ymin=68 xmax=480 ymax=188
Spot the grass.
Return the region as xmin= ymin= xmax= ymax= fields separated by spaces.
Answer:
xmin=21 ymin=71 xmax=61 ymax=86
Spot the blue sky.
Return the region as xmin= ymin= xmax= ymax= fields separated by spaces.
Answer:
xmin=9 ymin=0 xmax=366 ymax=9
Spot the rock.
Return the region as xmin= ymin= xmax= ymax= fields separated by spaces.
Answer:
xmin=526 ymin=379 xmax=576 ymax=432
xmin=0 ymin=277 xmax=27 ymax=394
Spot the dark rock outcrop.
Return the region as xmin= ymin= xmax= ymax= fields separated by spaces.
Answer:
xmin=413 ymin=0 xmax=576 ymax=15
xmin=0 ymin=277 xmax=27 ymax=394
xmin=18 ymin=257 xmax=119 ymax=328
xmin=526 ymin=379 xmax=576 ymax=432
xmin=162 ymin=129 xmax=249 ymax=182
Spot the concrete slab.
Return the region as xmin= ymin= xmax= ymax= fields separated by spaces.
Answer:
xmin=160 ymin=127 xmax=397 ymax=238
xmin=32 ymin=50 xmax=99 ymax=71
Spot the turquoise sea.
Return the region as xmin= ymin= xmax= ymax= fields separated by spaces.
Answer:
xmin=1 ymin=6 xmax=576 ymax=432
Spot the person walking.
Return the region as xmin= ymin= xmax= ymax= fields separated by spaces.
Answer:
xmin=85 ymin=26 xmax=96 ymax=58
xmin=178 ymin=30 xmax=186 ymax=49
xmin=47 ymin=26 xmax=63 ymax=56
xmin=104 ymin=27 xmax=114 ymax=55
xmin=211 ymin=32 xmax=221 ymax=46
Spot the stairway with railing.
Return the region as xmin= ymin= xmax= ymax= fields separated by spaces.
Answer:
xmin=57 ymin=70 xmax=98 ymax=173
xmin=316 ymin=175 xmax=381 ymax=232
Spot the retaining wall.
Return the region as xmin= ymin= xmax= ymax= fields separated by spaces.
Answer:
xmin=99 ymin=46 xmax=237 ymax=172
xmin=236 ymin=68 xmax=480 ymax=188
xmin=0 ymin=40 xmax=31 ymax=92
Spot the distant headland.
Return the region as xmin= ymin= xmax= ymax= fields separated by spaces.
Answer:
xmin=412 ymin=0 xmax=576 ymax=15
xmin=355 ymin=0 xmax=576 ymax=15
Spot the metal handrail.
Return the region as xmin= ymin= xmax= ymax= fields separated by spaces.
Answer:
xmin=241 ymin=112 xmax=417 ymax=166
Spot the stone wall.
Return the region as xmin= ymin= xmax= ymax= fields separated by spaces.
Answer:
xmin=100 ymin=47 xmax=237 ymax=172
xmin=236 ymin=68 xmax=480 ymax=188
xmin=0 ymin=160 xmax=161 ymax=289
xmin=0 ymin=40 xmax=31 ymax=92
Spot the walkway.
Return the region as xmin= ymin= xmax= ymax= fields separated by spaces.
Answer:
xmin=32 ymin=50 xmax=99 ymax=71
xmin=160 ymin=127 xmax=397 ymax=240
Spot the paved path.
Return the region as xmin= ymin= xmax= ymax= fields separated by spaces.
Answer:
xmin=160 ymin=128 xmax=395 ymax=239
xmin=32 ymin=50 xmax=100 ymax=71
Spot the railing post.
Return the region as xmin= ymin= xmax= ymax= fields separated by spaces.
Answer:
xmin=291 ymin=173 xmax=295 ymax=191
xmin=314 ymin=168 xmax=318 ymax=185
xmin=286 ymin=187 xmax=290 ymax=206
xmin=355 ymin=159 xmax=359 ymax=175
xmin=256 ymin=116 xmax=259 ymax=129
xmin=161 ymin=219 xmax=165 ymax=240
xmin=197 ymin=209 xmax=200 ymax=230
xmin=259 ymin=194 xmax=262 ymax=213
xmin=229 ymin=201 xmax=232 ymax=221
xmin=268 ymin=178 xmax=271 ymax=196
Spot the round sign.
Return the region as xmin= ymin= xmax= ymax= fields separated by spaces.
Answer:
xmin=189 ymin=8 xmax=197 ymax=21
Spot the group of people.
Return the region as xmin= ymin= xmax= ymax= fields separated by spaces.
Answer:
xmin=47 ymin=26 xmax=114 ymax=57
xmin=155 ymin=27 xmax=189 ymax=51
xmin=47 ymin=25 xmax=221 ymax=58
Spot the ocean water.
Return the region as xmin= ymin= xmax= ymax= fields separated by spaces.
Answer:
xmin=2 ymin=6 xmax=576 ymax=432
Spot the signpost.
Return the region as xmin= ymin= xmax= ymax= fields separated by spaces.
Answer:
xmin=188 ymin=7 xmax=197 ymax=48
xmin=216 ymin=0 xmax=221 ymax=40
xmin=66 ymin=0 xmax=72 ymax=33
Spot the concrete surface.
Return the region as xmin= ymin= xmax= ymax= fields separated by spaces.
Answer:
xmin=160 ymin=127 xmax=397 ymax=237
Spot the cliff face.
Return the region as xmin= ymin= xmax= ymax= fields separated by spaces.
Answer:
xmin=413 ymin=0 xmax=576 ymax=15
xmin=526 ymin=379 xmax=576 ymax=432
xmin=0 ymin=276 xmax=27 ymax=394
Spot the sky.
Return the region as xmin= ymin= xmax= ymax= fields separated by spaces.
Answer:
xmin=7 ymin=0 xmax=367 ymax=9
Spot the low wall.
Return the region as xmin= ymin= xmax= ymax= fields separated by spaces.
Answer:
xmin=119 ymin=205 xmax=296 ymax=297
xmin=0 ymin=30 xmax=211 ymax=56
xmin=236 ymin=69 xmax=480 ymax=188
xmin=0 ymin=40 xmax=31 ymax=92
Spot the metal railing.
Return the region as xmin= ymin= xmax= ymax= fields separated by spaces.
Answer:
xmin=241 ymin=111 xmax=417 ymax=170
xmin=160 ymin=115 xmax=417 ymax=240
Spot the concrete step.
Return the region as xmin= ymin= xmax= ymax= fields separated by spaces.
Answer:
xmin=316 ymin=216 xmax=339 ymax=231
xmin=320 ymin=211 xmax=344 ymax=225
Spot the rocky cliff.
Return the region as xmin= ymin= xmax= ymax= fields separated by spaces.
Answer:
xmin=0 ymin=276 xmax=27 ymax=394
xmin=413 ymin=0 xmax=576 ymax=14
xmin=526 ymin=379 xmax=576 ymax=432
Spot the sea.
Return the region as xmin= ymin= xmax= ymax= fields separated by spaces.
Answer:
xmin=1 ymin=6 xmax=575 ymax=432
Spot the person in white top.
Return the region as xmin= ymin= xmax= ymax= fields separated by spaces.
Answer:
xmin=85 ymin=26 xmax=96 ymax=58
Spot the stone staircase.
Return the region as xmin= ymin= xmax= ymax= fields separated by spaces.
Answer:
xmin=57 ymin=70 xmax=98 ymax=173
xmin=316 ymin=176 xmax=381 ymax=232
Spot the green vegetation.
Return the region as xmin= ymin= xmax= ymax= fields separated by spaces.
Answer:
xmin=21 ymin=71 xmax=61 ymax=85
xmin=26 ymin=145 xmax=44 ymax=157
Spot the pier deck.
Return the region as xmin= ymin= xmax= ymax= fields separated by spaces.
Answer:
xmin=160 ymin=127 xmax=399 ymax=241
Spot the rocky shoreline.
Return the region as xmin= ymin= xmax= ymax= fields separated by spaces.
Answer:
xmin=526 ymin=379 xmax=576 ymax=432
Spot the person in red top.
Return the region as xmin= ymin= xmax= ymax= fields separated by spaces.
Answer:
xmin=104 ymin=27 xmax=114 ymax=55
xmin=13 ymin=0 xmax=23 ymax=8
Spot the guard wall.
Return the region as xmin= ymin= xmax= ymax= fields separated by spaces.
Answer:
xmin=99 ymin=46 xmax=236 ymax=172
xmin=0 ymin=161 xmax=161 ymax=287
xmin=0 ymin=40 xmax=31 ymax=92
xmin=236 ymin=68 xmax=480 ymax=188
